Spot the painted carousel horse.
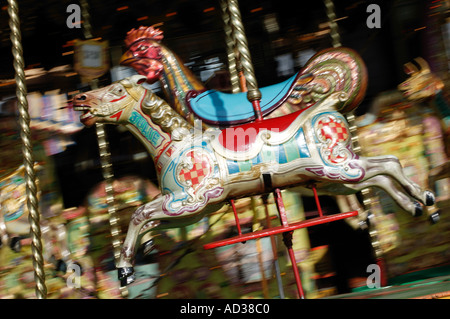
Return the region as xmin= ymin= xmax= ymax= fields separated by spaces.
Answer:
xmin=73 ymin=75 xmax=435 ymax=286
xmin=398 ymin=57 xmax=449 ymax=146
xmin=119 ymin=26 xmax=367 ymax=127
xmin=0 ymin=164 xmax=72 ymax=270
xmin=120 ymin=25 xmax=370 ymax=228
xmin=398 ymin=57 xmax=446 ymax=102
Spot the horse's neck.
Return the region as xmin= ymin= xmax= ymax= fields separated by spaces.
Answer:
xmin=124 ymin=96 xmax=172 ymax=161
xmin=159 ymin=45 xmax=205 ymax=118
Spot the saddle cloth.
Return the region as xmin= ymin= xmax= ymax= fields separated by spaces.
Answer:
xmin=217 ymin=106 xmax=309 ymax=152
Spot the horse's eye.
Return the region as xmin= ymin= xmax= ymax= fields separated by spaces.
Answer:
xmin=111 ymin=87 xmax=123 ymax=95
xmin=139 ymin=46 xmax=148 ymax=51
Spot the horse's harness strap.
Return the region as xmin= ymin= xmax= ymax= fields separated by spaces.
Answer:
xmin=263 ymin=173 xmax=273 ymax=193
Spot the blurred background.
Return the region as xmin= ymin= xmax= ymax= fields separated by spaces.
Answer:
xmin=0 ymin=0 xmax=449 ymax=299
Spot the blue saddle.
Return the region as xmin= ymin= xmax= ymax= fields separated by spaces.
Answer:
xmin=187 ymin=72 xmax=303 ymax=125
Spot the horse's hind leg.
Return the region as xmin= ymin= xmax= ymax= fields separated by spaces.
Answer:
xmin=343 ymin=174 xmax=424 ymax=217
xmin=361 ymin=156 xmax=435 ymax=207
xmin=117 ymin=196 xmax=166 ymax=286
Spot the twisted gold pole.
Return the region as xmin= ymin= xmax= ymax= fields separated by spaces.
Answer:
xmin=227 ymin=0 xmax=261 ymax=102
xmin=80 ymin=0 xmax=93 ymax=39
xmin=324 ymin=0 xmax=342 ymax=48
xmin=347 ymin=114 xmax=382 ymax=260
xmin=7 ymin=0 xmax=47 ymax=299
xmin=80 ymin=0 xmax=127 ymax=298
xmin=94 ymin=124 xmax=123 ymax=263
xmin=220 ymin=0 xmax=240 ymax=93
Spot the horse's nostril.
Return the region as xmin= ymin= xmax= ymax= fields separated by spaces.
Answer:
xmin=77 ymin=94 xmax=87 ymax=101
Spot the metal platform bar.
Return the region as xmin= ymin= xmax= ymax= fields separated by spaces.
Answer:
xmin=203 ymin=210 xmax=358 ymax=250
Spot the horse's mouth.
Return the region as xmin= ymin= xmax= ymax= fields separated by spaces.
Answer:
xmin=73 ymin=104 xmax=94 ymax=125
xmin=80 ymin=111 xmax=93 ymax=123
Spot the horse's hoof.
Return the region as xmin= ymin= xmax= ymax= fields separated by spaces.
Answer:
xmin=118 ymin=267 xmax=135 ymax=286
xmin=428 ymin=211 xmax=440 ymax=224
xmin=413 ymin=202 xmax=423 ymax=217
xmin=120 ymin=273 xmax=136 ymax=287
xmin=425 ymin=191 xmax=435 ymax=206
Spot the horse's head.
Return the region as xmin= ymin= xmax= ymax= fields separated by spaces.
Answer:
xmin=120 ymin=26 xmax=165 ymax=83
xmin=398 ymin=57 xmax=444 ymax=101
xmin=73 ymin=75 xmax=147 ymax=127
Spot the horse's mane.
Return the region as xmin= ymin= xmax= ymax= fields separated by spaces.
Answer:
xmin=140 ymin=89 xmax=192 ymax=135
xmin=158 ymin=44 xmax=205 ymax=120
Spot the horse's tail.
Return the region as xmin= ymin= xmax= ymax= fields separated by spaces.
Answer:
xmin=289 ymin=47 xmax=368 ymax=115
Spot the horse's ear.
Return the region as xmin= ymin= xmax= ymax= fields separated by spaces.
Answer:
xmin=403 ymin=62 xmax=418 ymax=75
xmin=414 ymin=57 xmax=430 ymax=73
xmin=130 ymin=75 xmax=147 ymax=85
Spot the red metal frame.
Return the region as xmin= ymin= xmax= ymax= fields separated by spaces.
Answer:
xmin=204 ymin=184 xmax=359 ymax=299
xmin=311 ymin=184 xmax=323 ymax=217
xmin=204 ymin=210 xmax=357 ymax=249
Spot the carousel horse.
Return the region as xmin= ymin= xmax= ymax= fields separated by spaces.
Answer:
xmin=119 ymin=26 xmax=367 ymax=127
xmin=398 ymin=57 xmax=446 ymax=103
xmin=398 ymin=57 xmax=449 ymax=147
xmin=120 ymin=25 xmax=370 ymax=229
xmin=0 ymin=164 xmax=72 ymax=271
xmin=73 ymin=75 xmax=435 ymax=286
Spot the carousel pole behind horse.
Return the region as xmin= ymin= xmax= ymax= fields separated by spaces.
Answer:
xmin=7 ymin=0 xmax=46 ymax=299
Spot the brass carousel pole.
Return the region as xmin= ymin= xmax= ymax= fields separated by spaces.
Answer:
xmin=79 ymin=0 xmax=127 ymax=298
xmin=324 ymin=0 xmax=342 ymax=48
xmin=220 ymin=0 xmax=240 ymax=93
xmin=227 ymin=0 xmax=263 ymax=121
xmin=7 ymin=0 xmax=47 ymax=299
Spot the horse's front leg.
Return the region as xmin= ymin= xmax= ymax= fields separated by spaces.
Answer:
xmin=343 ymin=174 xmax=423 ymax=216
xmin=117 ymin=196 xmax=166 ymax=286
xmin=357 ymin=155 xmax=435 ymax=207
